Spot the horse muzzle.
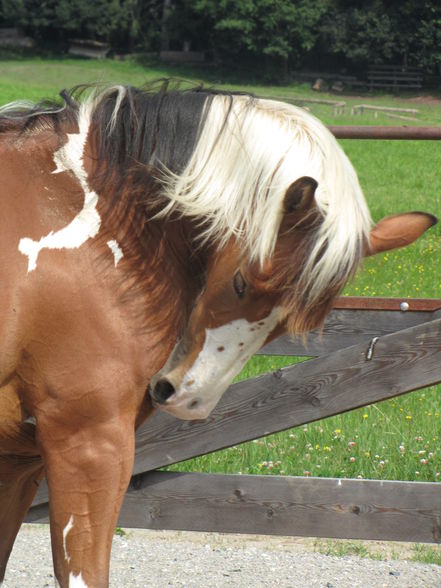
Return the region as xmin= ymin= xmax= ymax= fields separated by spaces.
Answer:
xmin=149 ymin=378 xmax=212 ymax=420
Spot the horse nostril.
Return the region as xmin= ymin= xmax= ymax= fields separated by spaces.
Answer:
xmin=152 ymin=379 xmax=176 ymax=404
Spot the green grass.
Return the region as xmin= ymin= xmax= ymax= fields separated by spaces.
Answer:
xmin=412 ymin=544 xmax=441 ymax=565
xmin=314 ymin=539 xmax=383 ymax=561
xmin=166 ymin=382 xmax=440 ymax=483
xmin=1 ymin=55 xmax=440 ymax=484
xmin=313 ymin=539 xmax=441 ymax=565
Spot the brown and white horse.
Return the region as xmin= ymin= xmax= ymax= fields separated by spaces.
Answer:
xmin=0 ymin=81 xmax=436 ymax=586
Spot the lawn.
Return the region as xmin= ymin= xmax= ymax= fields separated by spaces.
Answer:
xmin=1 ymin=55 xmax=440 ymax=483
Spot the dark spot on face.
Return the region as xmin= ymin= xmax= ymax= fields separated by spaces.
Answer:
xmin=186 ymin=379 xmax=195 ymax=387
xmin=258 ymin=321 xmax=265 ymax=326
xmin=188 ymin=399 xmax=200 ymax=410
xmin=239 ymin=342 xmax=244 ymax=347
xmin=250 ymin=327 xmax=256 ymax=332
xmin=217 ymin=346 xmax=225 ymax=352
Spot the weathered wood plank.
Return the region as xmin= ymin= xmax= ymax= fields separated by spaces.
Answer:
xmin=122 ymin=473 xmax=441 ymax=543
xmin=26 ymin=472 xmax=441 ymax=544
xmin=31 ymin=317 xmax=441 ymax=508
xmin=130 ymin=317 xmax=441 ymax=476
xmin=260 ymin=308 xmax=440 ymax=356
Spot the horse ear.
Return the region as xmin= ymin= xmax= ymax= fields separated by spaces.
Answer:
xmin=284 ymin=176 xmax=318 ymax=214
xmin=366 ymin=211 xmax=437 ymax=256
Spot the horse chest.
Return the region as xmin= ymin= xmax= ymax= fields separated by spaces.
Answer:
xmin=0 ymin=191 xmax=151 ymax=411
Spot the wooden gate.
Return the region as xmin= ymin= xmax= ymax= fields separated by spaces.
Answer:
xmin=28 ymin=297 xmax=441 ymax=544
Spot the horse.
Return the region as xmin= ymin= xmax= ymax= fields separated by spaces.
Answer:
xmin=0 ymin=80 xmax=436 ymax=587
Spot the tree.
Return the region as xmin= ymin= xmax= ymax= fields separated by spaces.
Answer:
xmin=388 ymin=0 xmax=441 ymax=72
xmin=1 ymin=0 xmax=26 ymax=28
xmin=188 ymin=0 xmax=327 ymax=73
xmin=320 ymin=1 xmax=396 ymax=67
xmin=322 ymin=0 xmax=441 ymax=73
xmin=3 ymin=0 xmax=441 ymax=75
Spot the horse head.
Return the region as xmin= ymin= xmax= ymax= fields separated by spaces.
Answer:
xmin=150 ymin=175 xmax=436 ymax=419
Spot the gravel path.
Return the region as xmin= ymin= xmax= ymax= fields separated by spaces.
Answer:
xmin=3 ymin=524 xmax=441 ymax=587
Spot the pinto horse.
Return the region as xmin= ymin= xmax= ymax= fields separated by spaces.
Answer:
xmin=0 ymin=81 xmax=436 ymax=587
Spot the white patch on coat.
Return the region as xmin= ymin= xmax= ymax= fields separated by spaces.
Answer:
xmin=63 ymin=515 xmax=74 ymax=564
xmin=18 ymin=103 xmax=101 ymax=272
xmin=69 ymin=572 xmax=88 ymax=587
xmin=106 ymin=239 xmax=123 ymax=267
xmin=157 ymin=307 xmax=283 ymax=420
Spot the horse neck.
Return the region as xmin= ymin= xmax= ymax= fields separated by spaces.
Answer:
xmin=99 ymin=186 xmax=208 ymax=343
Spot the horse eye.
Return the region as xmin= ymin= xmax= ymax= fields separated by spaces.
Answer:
xmin=233 ymin=270 xmax=247 ymax=299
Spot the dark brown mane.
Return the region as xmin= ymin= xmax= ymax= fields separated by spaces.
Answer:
xmin=81 ymin=82 xmax=240 ymax=338
xmin=89 ymin=80 xmax=244 ymax=217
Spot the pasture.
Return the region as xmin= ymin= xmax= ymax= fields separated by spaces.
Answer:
xmin=1 ymin=55 xmax=440 ymax=487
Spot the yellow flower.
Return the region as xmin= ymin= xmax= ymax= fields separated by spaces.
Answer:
xmin=363 ymin=414 xmax=369 ymax=419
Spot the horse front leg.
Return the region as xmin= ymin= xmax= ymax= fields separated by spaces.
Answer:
xmin=0 ymin=381 xmax=44 ymax=581
xmin=36 ymin=411 xmax=136 ymax=588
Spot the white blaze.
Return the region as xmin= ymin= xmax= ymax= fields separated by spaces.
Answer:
xmin=158 ymin=307 xmax=283 ymax=420
xmin=18 ymin=104 xmax=101 ymax=272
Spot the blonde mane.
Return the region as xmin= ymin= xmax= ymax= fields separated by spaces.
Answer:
xmin=156 ymin=94 xmax=372 ymax=303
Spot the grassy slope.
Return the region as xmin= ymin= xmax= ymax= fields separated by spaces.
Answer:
xmin=1 ymin=56 xmax=440 ymax=483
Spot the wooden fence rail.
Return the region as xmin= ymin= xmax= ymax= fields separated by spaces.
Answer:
xmin=329 ymin=125 xmax=441 ymax=140
xmin=27 ymin=471 xmax=441 ymax=544
xmin=28 ymin=299 xmax=441 ymax=543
